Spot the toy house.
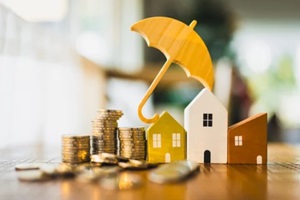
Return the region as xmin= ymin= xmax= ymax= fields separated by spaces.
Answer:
xmin=184 ymin=88 xmax=228 ymax=164
xmin=146 ymin=111 xmax=186 ymax=163
xmin=227 ymin=113 xmax=268 ymax=164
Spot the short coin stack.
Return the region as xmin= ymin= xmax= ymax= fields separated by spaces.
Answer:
xmin=91 ymin=109 xmax=123 ymax=155
xmin=61 ymin=135 xmax=90 ymax=164
xmin=118 ymin=127 xmax=147 ymax=160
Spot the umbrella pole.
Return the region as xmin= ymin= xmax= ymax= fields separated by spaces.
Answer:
xmin=138 ymin=58 xmax=173 ymax=123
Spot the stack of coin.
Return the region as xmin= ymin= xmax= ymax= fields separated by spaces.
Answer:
xmin=61 ymin=135 xmax=90 ymax=164
xmin=118 ymin=127 xmax=147 ymax=160
xmin=91 ymin=109 xmax=123 ymax=154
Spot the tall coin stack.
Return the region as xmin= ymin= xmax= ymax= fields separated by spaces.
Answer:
xmin=61 ymin=135 xmax=90 ymax=164
xmin=91 ymin=109 xmax=123 ymax=155
xmin=118 ymin=127 xmax=147 ymax=160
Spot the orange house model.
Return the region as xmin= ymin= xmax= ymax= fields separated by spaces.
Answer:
xmin=146 ymin=111 xmax=186 ymax=163
xmin=227 ymin=113 xmax=268 ymax=164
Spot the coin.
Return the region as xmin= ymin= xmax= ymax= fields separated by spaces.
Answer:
xmin=118 ymin=127 xmax=145 ymax=131
xmin=61 ymin=134 xmax=90 ymax=164
xmin=118 ymin=161 xmax=148 ymax=170
xmin=90 ymin=154 xmax=118 ymax=165
xmin=100 ymin=173 xmax=142 ymax=190
xmin=15 ymin=163 xmax=45 ymax=171
xmin=118 ymin=127 xmax=147 ymax=160
xmin=76 ymin=165 xmax=119 ymax=183
xmin=148 ymin=161 xmax=199 ymax=184
xmin=91 ymin=109 xmax=123 ymax=154
xmin=40 ymin=163 xmax=76 ymax=177
xmin=17 ymin=170 xmax=51 ymax=182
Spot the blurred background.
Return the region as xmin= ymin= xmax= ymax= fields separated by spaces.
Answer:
xmin=0 ymin=0 xmax=299 ymax=147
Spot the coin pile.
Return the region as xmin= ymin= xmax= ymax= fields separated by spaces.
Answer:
xmin=61 ymin=135 xmax=90 ymax=164
xmin=118 ymin=127 xmax=147 ymax=160
xmin=91 ymin=109 xmax=123 ymax=155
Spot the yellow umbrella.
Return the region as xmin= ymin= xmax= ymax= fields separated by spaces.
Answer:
xmin=131 ymin=17 xmax=214 ymax=124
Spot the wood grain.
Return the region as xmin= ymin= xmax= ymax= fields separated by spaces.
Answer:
xmin=1 ymin=143 xmax=300 ymax=200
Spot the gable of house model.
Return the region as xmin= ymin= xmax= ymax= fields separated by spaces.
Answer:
xmin=147 ymin=111 xmax=186 ymax=163
xmin=184 ymin=88 xmax=228 ymax=163
xmin=228 ymin=113 xmax=268 ymax=164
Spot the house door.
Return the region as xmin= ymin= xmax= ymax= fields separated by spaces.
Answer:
xmin=165 ymin=153 xmax=171 ymax=163
xmin=204 ymin=150 xmax=211 ymax=163
xmin=257 ymin=155 xmax=262 ymax=164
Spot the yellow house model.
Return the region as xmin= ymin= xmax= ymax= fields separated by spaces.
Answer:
xmin=146 ymin=111 xmax=186 ymax=163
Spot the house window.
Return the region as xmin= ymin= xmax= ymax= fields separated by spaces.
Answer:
xmin=153 ymin=134 xmax=161 ymax=148
xmin=203 ymin=113 xmax=213 ymax=127
xmin=235 ymin=136 xmax=243 ymax=146
xmin=172 ymin=133 xmax=181 ymax=147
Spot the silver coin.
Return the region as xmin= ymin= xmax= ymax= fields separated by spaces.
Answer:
xmin=90 ymin=154 xmax=118 ymax=164
xmin=148 ymin=161 xmax=199 ymax=184
xmin=118 ymin=162 xmax=148 ymax=170
xmin=76 ymin=166 xmax=119 ymax=183
xmin=40 ymin=163 xmax=76 ymax=177
xmin=15 ymin=163 xmax=45 ymax=171
xmin=100 ymin=173 xmax=142 ymax=190
xmin=17 ymin=170 xmax=51 ymax=182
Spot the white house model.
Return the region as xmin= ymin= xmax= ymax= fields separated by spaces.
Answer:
xmin=184 ymin=88 xmax=228 ymax=163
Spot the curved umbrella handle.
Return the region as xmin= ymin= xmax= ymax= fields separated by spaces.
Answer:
xmin=138 ymin=58 xmax=173 ymax=123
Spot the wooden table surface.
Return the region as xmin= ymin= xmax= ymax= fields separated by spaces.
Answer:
xmin=1 ymin=143 xmax=300 ymax=200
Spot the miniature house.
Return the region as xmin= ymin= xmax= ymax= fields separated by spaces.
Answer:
xmin=146 ymin=111 xmax=186 ymax=163
xmin=228 ymin=113 xmax=268 ymax=164
xmin=184 ymin=88 xmax=228 ymax=164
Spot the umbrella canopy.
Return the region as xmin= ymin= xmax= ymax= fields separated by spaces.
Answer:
xmin=131 ymin=17 xmax=214 ymax=123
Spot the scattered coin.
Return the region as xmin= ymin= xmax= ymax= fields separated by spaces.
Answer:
xmin=17 ymin=170 xmax=51 ymax=182
xmin=91 ymin=153 xmax=118 ymax=165
xmin=100 ymin=173 xmax=143 ymax=190
xmin=15 ymin=163 xmax=45 ymax=171
xmin=148 ymin=160 xmax=199 ymax=184
xmin=40 ymin=163 xmax=75 ymax=177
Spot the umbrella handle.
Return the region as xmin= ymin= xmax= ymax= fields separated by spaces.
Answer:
xmin=138 ymin=58 xmax=173 ymax=123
